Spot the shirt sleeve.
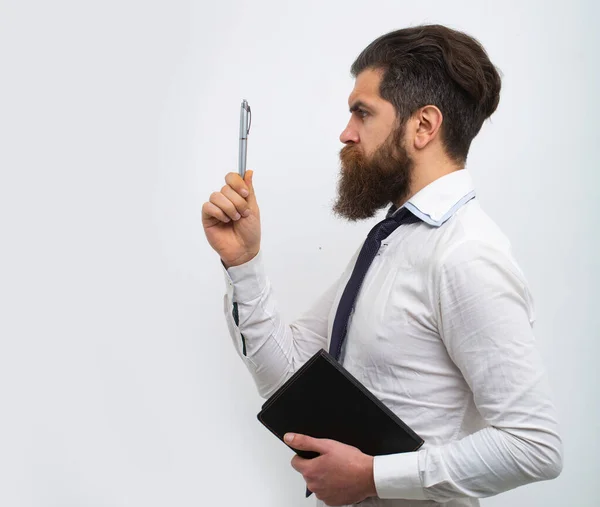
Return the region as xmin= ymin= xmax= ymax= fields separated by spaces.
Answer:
xmin=373 ymin=239 xmax=563 ymax=502
xmin=222 ymin=249 xmax=342 ymax=399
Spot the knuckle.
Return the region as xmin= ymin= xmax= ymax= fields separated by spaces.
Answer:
xmin=222 ymin=184 xmax=243 ymax=201
xmin=225 ymin=172 xmax=240 ymax=184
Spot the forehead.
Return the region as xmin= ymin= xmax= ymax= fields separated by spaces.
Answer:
xmin=348 ymin=67 xmax=385 ymax=106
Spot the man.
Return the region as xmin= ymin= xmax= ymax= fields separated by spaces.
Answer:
xmin=202 ymin=24 xmax=563 ymax=507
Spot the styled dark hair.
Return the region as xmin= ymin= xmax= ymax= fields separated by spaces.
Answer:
xmin=351 ymin=24 xmax=502 ymax=165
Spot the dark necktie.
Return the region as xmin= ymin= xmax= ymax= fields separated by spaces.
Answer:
xmin=328 ymin=206 xmax=421 ymax=361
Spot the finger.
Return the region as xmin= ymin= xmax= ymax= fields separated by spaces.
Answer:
xmin=209 ymin=192 xmax=242 ymax=221
xmin=290 ymin=454 xmax=307 ymax=473
xmin=221 ymin=185 xmax=251 ymax=218
xmin=202 ymin=201 xmax=231 ymax=223
xmin=284 ymin=433 xmax=331 ymax=454
xmin=225 ymin=172 xmax=251 ymax=199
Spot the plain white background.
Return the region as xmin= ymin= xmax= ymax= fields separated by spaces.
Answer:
xmin=0 ymin=0 xmax=598 ymax=505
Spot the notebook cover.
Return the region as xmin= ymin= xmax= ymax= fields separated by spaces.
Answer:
xmin=257 ymin=349 xmax=424 ymax=495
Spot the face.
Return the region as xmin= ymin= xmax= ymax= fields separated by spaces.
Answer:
xmin=332 ymin=68 xmax=414 ymax=222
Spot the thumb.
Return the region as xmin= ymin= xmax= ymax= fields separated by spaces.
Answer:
xmin=244 ymin=170 xmax=257 ymax=206
xmin=284 ymin=433 xmax=330 ymax=454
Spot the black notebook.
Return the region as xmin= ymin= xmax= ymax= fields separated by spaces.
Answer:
xmin=257 ymin=348 xmax=424 ymax=498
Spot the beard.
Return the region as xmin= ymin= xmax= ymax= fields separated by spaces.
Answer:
xmin=332 ymin=123 xmax=413 ymax=222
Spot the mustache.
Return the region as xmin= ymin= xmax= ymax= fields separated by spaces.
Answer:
xmin=339 ymin=144 xmax=366 ymax=169
xmin=340 ymin=143 xmax=361 ymax=157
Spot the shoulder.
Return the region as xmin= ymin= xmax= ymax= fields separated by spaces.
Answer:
xmin=432 ymin=199 xmax=518 ymax=271
xmin=430 ymin=200 xmax=535 ymax=318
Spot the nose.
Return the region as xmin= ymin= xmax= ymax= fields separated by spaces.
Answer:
xmin=339 ymin=122 xmax=359 ymax=144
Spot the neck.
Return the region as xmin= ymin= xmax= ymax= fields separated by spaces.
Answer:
xmin=395 ymin=158 xmax=463 ymax=208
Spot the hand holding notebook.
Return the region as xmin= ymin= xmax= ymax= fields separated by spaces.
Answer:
xmin=257 ymin=349 xmax=424 ymax=498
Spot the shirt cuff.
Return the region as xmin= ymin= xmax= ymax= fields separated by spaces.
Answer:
xmin=373 ymin=451 xmax=426 ymax=500
xmin=221 ymin=250 xmax=267 ymax=303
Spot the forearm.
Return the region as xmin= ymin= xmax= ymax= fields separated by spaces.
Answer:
xmin=423 ymin=421 xmax=562 ymax=499
xmin=222 ymin=250 xmax=338 ymax=398
xmin=374 ymin=417 xmax=562 ymax=502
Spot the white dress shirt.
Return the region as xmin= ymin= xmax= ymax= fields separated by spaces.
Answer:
xmin=221 ymin=169 xmax=563 ymax=507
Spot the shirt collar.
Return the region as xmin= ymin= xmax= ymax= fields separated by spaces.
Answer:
xmin=386 ymin=168 xmax=476 ymax=227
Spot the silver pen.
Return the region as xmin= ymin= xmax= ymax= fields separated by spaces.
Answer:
xmin=238 ymin=99 xmax=251 ymax=178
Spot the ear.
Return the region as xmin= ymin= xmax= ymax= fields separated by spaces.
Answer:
xmin=413 ymin=105 xmax=443 ymax=150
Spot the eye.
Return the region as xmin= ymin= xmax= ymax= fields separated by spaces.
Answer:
xmin=356 ymin=109 xmax=369 ymax=119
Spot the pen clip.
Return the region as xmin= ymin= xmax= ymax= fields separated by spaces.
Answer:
xmin=247 ymin=105 xmax=252 ymax=135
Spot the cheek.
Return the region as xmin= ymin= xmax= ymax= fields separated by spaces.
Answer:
xmin=360 ymin=132 xmax=378 ymax=157
xmin=367 ymin=124 xmax=394 ymax=151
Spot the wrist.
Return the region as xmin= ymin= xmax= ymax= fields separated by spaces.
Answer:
xmin=362 ymin=455 xmax=377 ymax=498
xmin=222 ymin=250 xmax=259 ymax=269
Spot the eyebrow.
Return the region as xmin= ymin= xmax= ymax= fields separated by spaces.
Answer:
xmin=349 ymin=100 xmax=374 ymax=113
